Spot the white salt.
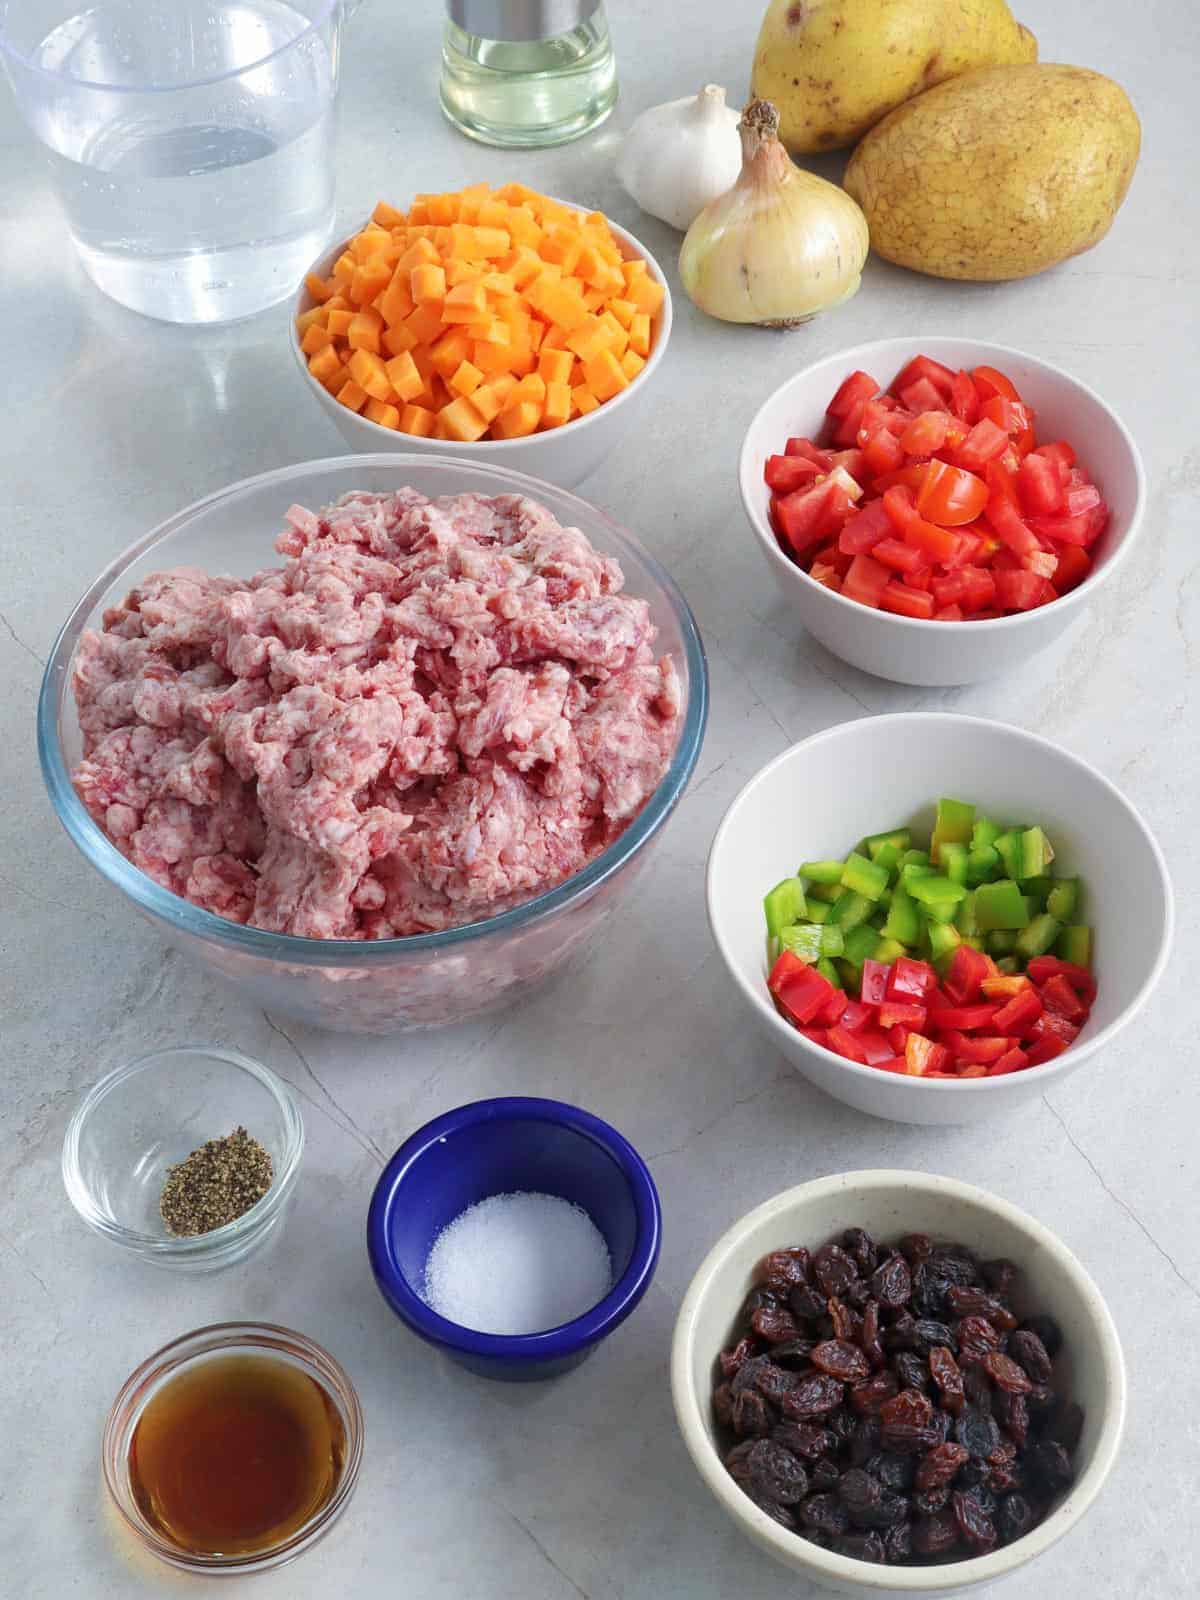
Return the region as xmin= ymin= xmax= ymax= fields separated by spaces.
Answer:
xmin=423 ymin=1191 xmax=613 ymax=1335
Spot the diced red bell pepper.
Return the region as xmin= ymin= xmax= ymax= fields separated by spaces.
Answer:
xmin=950 ymin=369 xmax=981 ymax=424
xmin=1040 ymin=974 xmax=1088 ymax=1022
xmin=842 ymin=552 xmax=891 ymax=608
xmin=860 ymin=959 xmax=890 ymax=1007
xmin=837 ymin=498 xmax=892 ymax=555
xmin=873 ymin=537 xmax=926 ymax=574
xmin=873 ymin=1056 xmax=909 ymax=1074
xmin=1017 ymin=452 xmax=1063 ymax=515
xmin=917 ymin=460 xmax=989 ymax=526
xmin=990 ymin=1046 xmax=1031 ymax=1075
xmin=942 ymin=1032 xmax=1011 ymax=1064
xmin=904 ymin=1032 xmax=947 ymax=1076
xmin=1033 ymin=1011 xmax=1082 ymax=1044
xmin=797 ymin=1027 xmax=829 ymax=1047
xmin=827 ymin=370 xmax=879 ymax=419
xmin=888 ymin=956 xmax=937 ymax=999
xmin=887 ymin=1023 xmax=909 ymax=1053
xmin=1024 ymin=1034 xmax=1068 ymax=1066
xmin=878 ymin=1001 xmax=928 ymax=1030
xmin=900 ymin=410 xmax=951 ymax=457
xmin=935 ymin=604 xmax=963 ymax=620
xmin=980 ymin=974 xmax=1032 ymax=999
xmin=785 ymin=437 xmax=835 ymax=468
xmin=882 ymin=581 xmax=936 ymax=619
xmin=826 ymin=1024 xmax=871 ymax=1063
xmin=992 ymin=988 xmax=1044 ymax=1036
xmin=930 ymin=1003 xmax=1002 ymax=1031
xmin=858 ymin=1029 xmax=899 ymax=1065
xmin=817 ymin=985 xmax=851 ymax=1027
xmin=1026 ymin=956 xmax=1095 ymax=991
xmin=838 ymin=999 xmax=874 ymax=1032
xmin=894 ymin=355 xmax=956 ymax=403
xmin=944 ymin=944 xmax=991 ymax=1005
xmin=765 ymin=454 xmax=824 ymax=494
xmin=768 ymin=950 xmax=838 ymax=1025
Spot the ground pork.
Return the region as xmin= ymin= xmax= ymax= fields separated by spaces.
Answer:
xmin=72 ymin=491 xmax=680 ymax=939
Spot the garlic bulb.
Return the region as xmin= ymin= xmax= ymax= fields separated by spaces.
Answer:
xmin=679 ymin=99 xmax=870 ymax=328
xmin=617 ymin=85 xmax=743 ymax=232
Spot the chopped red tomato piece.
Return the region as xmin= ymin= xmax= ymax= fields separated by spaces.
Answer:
xmin=881 ymin=581 xmax=935 ymax=619
xmin=837 ymin=498 xmax=892 ymax=555
xmin=899 ymin=410 xmax=950 ymax=457
xmin=956 ymin=417 xmax=1009 ymax=473
xmin=774 ymin=479 xmax=853 ymax=554
xmin=827 ymin=369 xmax=879 ymax=418
xmin=949 ymin=369 xmax=980 ymax=424
xmin=893 ymin=354 xmax=956 ymax=404
xmin=765 ymin=454 xmax=823 ymax=494
xmin=786 ymin=437 xmax=835 ymax=468
xmin=841 ymin=552 xmax=890 ymax=608
xmin=899 ymin=377 xmax=946 ymax=413
xmin=972 ymin=365 xmax=1021 ymax=404
xmin=872 ymin=537 xmax=925 ymax=574
xmin=917 ymin=460 xmax=989 ymax=526
xmin=1017 ymin=452 xmax=1063 ymax=515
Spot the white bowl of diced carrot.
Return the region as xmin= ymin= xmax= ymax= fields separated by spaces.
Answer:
xmin=292 ymin=182 xmax=672 ymax=488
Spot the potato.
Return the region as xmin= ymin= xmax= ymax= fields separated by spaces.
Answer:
xmin=844 ymin=64 xmax=1141 ymax=280
xmin=751 ymin=0 xmax=1035 ymax=154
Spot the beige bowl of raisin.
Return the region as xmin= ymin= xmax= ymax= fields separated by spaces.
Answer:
xmin=670 ymin=1170 xmax=1124 ymax=1597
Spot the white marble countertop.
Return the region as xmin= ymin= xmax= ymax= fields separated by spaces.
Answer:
xmin=3 ymin=1 xmax=1198 ymax=1595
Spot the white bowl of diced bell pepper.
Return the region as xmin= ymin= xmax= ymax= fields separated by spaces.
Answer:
xmin=706 ymin=713 xmax=1172 ymax=1126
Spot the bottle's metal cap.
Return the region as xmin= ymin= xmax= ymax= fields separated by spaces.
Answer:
xmin=447 ymin=0 xmax=601 ymax=42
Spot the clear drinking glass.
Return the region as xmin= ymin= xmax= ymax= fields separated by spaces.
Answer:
xmin=0 ymin=0 xmax=349 ymax=322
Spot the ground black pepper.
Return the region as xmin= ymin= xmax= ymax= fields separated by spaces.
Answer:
xmin=159 ymin=1127 xmax=273 ymax=1236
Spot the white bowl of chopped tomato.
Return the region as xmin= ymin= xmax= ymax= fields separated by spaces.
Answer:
xmin=739 ymin=339 xmax=1145 ymax=685
xmin=706 ymin=713 xmax=1172 ymax=1125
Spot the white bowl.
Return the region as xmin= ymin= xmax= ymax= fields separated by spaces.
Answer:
xmin=738 ymin=337 xmax=1146 ymax=686
xmin=671 ymin=1169 xmax=1126 ymax=1598
xmin=706 ymin=713 xmax=1172 ymax=1125
xmin=290 ymin=205 xmax=672 ymax=489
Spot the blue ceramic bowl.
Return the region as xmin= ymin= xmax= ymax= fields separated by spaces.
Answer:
xmin=367 ymin=1097 xmax=662 ymax=1381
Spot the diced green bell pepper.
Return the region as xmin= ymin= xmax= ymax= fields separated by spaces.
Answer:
xmin=928 ymin=920 xmax=962 ymax=967
xmin=1022 ymin=875 xmax=1055 ymax=907
xmin=882 ymin=886 xmax=921 ymax=946
xmin=873 ymin=936 xmax=907 ymax=965
xmin=900 ymin=861 xmax=936 ymax=895
xmin=931 ymin=798 xmax=975 ymax=863
xmin=805 ymin=899 xmax=832 ymax=925
xmin=1055 ymin=925 xmax=1093 ymax=966
xmin=835 ymin=959 xmax=858 ymax=989
xmin=900 ymin=848 xmax=931 ymax=871
xmin=1047 ymin=878 xmax=1082 ymax=921
xmin=996 ymin=955 xmax=1021 ymax=975
xmin=994 ymin=830 xmax=1024 ymax=881
xmin=908 ymin=875 xmax=967 ymax=912
xmin=940 ymin=842 xmax=969 ymax=886
xmin=975 ymin=878 xmax=1030 ymax=931
xmin=817 ymin=957 xmax=844 ymax=990
xmin=831 ymin=889 xmax=874 ymax=931
xmin=806 ymin=881 xmax=842 ymax=904
xmin=871 ymin=840 xmax=904 ymax=879
xmin=963 ymin=936 xmax=986 ymax=951
xmin=971 ymin=816 xmax=1002 ymax=850
xmin=800 ymin=859 xmax=846 ymax=885
xmin=876 ymin=886 xmax=894 ymax=911
xmin=781 ymin=924 xmax=823 ymax=963
xmin=966 ymin=844 xmax=1001 ymax=886
xmin=987 ymin=930 xmax=1018 ymax=955
xmin=764 ymin=877 xmax=806 ymax=942
xmin=841 ymin=851 xmax=889 ymax=901
xmin=1015 ymin=913 xmax=1061 ymax=960
xmin=841 ymin=923 xmax=882 ymax=972
xmin=866 ymin=828 xmax=912 ymax=861
xmin=819 ymin=924 xmax=845 ymax=958
xmin=955 ymin=889 xmax=979 ymax=938
xmin=1022 ymin=895 xmax=1040 ymax=923
xmin=1019 ymin=826 xmax=1055 ymax=881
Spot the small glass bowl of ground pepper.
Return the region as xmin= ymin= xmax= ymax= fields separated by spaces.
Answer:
xmin=62 ymin=1046 xmax=304 ymax=1272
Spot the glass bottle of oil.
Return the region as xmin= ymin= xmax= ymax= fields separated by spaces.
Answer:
xmin=440 ymin=1 xmax=617 ymax=148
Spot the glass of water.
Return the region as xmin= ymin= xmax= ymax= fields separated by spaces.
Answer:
xmin=0 ymin=0 xmax=349 ymax=322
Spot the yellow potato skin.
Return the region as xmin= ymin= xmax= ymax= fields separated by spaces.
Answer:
xmin=843 ymin=64 xmax=1142 ymax=281
xmin=751 ymin=0 xmax=1036 ymax=154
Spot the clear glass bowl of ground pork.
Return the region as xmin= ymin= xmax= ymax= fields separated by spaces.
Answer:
xmin=38 ymin=457 xmax=708 ymax=1033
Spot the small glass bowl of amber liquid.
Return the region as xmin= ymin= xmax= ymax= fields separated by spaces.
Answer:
xmin=102 ymin=1323 xmax=364 ymax=1574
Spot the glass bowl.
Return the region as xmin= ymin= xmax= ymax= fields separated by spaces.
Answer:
xmin=62 ymin=1046 xmax=304 ymax=1271
xmin=38 ymin=455 xmax=709 ymax=1033
xmin=102 ymin=1322 xmax=364 ymax=1574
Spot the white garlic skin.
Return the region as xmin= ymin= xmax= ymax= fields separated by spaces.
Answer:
xmin=617 ymin=85 xmax=743 ymax=233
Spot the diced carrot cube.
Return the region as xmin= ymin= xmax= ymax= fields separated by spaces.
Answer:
xmin=385 ymin=351 xmax=425 ymax=403
xmin=571 ymin=385 xmax=600 ymax=417
xmin=397 ymin=237 xmax=440 ymax=274
xmin=429 ymin=328 xmax=474 ymax=380
xmin=332 ymin=251 xmax=357 ymax=284
xmin=448 ymin=360 xmax=484 ymax=398
xmin=470 ymin=374 xmax=518 ymax=423
xmin=347 ymin=348 xmax=393 ymax=402
xmin=443 ymin=282 xmax=488 ymax=323
xmin=372 ymin=200 xmax=407 ymax=228
xmin=565 ymin=319 xmax=614 ymax=361
xmin=513 ymin=373 xmax=547 ymax=407
xmin=607 ymin=297 xmax=638 ymax=329
xmin=492 ymin=399 xmax=541 ymax=439
xmin=473 ymin=339 xmax=517 ymax=376
xmin=540 ymin=381 xmax=571 ymax=430
xmin=398 ymin=403 xmax=436 ymax=437
xmin=307 ymin=345 xmax=343 ymax=386
xmin=428 ymin=192 xmax=458 ymax=225
xmin=473 ymin=226 xmax=511 ymax=259
xmin=347 ymin=309 xmax=384 ymax=354
xmin=439 ymin=396 xmax=489 ymax=443
xmin=296 ymin=305 xmax=329 ymax=334
xmin=351 ymin=259 xmax=392 ymax=306
xmin=629 ymin=312 xmax=652 ymax=358
xmin=382 ymin=324 xmax=419 ymax=359
xmin=410 ymin=263 xmax=446 ymax=304
xmin=305 ymin=272 xmax=334 ymax=303
xmin=506 ymin=209 xmax=543 ymax=249
xmin=621 ymin=350 xmax=646 ymax=382
xmin=300 ymin=322 xmax=333 ymax=356
xmin=335 ymin=380 xmax=368 ymax=414
xmin=582 ymin=348 xmax=629 ymax=402
xmin=404 ymin=303 xmax=446 ymax=346
xmin=443 ymin=257 xmax=479 ymax=289
xmin=364 ymin=399 xmax=401 ymax=430
xmin=538 ymin=347 xmax=574 ymax=385
xmin=540 ymin=225 xmax=581 ymax=273
xmin=477 ymin=198 xmax=510 ymax=229
xmin=327 ymin=308 xmax=355 ymax=338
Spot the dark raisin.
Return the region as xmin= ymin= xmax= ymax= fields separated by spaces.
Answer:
xmin=953 ymin=1489 xmax=998 ymax=1552
xmin=739 ymin=1286 xmax=780 ymax=1320
xmin=871 ymin=1252 xmax=912 ymax=1309
xmin=800 ymin=1493 xmax=850 ymax=1537
xmin=913 ymin=1484 xmax=951 ymax=1515
xmin=719 ymin=1336 xmax=758 ymax=1377
xmin=727 ymin=1439 xmax=811 ymax=1505
xmin=995 ymin=1390 xmax=1030 ymax=1449
xmin=861 ymin=1300 xmax=885 ymax=1370
xmin=986 ymin=1440 xmax=1024 ymax=1494
xmin=913 ymin=1318 xmax=957 ymax=1355
xmin=758 ymin=1500 xmax=796 ymax=1528
xmin=844 ymin=1277 xmax=873 ymax=1311
xmin=866 ymin=1451 xmax=915 ymax=1493
xmin=1030 ymin=1439 xmax=1074 ymax=1493
xmin=827 ymin=1297 xmax=861 ymax=1343
xmin=730 ymin=1353 xmax=770 ymax=1396
xmin=849 ymin=1418 xmax=881 ymax=1466
xmin=915 ymin=1441 xmax=968 ymax=1491
xmin=883 ymin=1310 xmax=919 ymax=1352
xmin=780 ymin=1374 xmax=845 ymax=1420
xmin=883 ymin=1520 xmax=913 ymax=1563
xmin=771 ymin=1339 xmax=816 ymax=1369
xmin=836 ymin=1531 xmax=886 ymax=1563
xmin=731 ymin=1388 xmax=772 ymax=1437
xmin=1046 ymin=1400 xmax=1084 ymax=1453
xmin=928 ymin=1346 xmax=965 ymax=1414
xmin=900 ymin=1232 xmax=934 ymax=1263
xmin=842 ymin=1227 xmax=879 ymax=1277
xmin=827 ymin=1405 xmax=857 ymax=1444
xmin=948 ymin=1285 xmax=1018 ymax=1329
xmin=983 ymin=1351 xmax=1034 ymax=1394
xmin=931 ymin=1248 xmax=982 ymax=1285
xmin=983 ymin=1258 xmax=1019 ymax=1296
xmin=812 ymin=1339 xmax=871 ymax=1384
xmin=963 ymin=1362 xmax=993 ymax=1409
xmin=892 ymin=1351 xmax=930 ymax=1393
xmin=758 ymin=1247 xmax=811 ymax=1294
xmin=789 ymin=1283 xmax=829 ymax=1323
xmin=713 ymin=1382 xmax=734 ymax=1426
xmin=810 ymin=1457 xmax=842 ymax=1492
xmin=753 ymin=1362 xmax=800 ymax=1403
xmin=753 ymin=1305 xmax=801 ymax=1345
xmin=956 ymin=1314 xmax=1001 ymax=1364
xmin=880 ymin=1422 xmax=942 ymax=1455
xmin=929 ymin=1409 xmax=952 ymax=1443
xmin=1020 ymin=1314 xmax=1062 ymax=1358
xmin=771 ymin=1421 xmax=836 ymax=1460
xmin=814 ymin=1244 xmax=859 ymax=1297
xmin=955 ymin=1406 xmax=1001 ymax=1459
xmin=910 ymin=1262 xmax=953 ymax=1318
xmin=1008 ymin=1328 xmax=1053 ymax=1384
xmin=879 ymin=1388 xmax=933 ymax=1428
xmin=1026 ymin=1381 xmax=1057 ymax=1416
xmin=849 ymin=1371 xmax=900 ymax=1414
xmin=956 ymin=1458 xmax=988 ymax=1489
xmin=837 ymin=1466 xmax=882 ymax=1516
xmin=912 ymin=1507 xmax=960 ymax=1556
xmin=997 ymin=1491 xmax=1037 ymax=1544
